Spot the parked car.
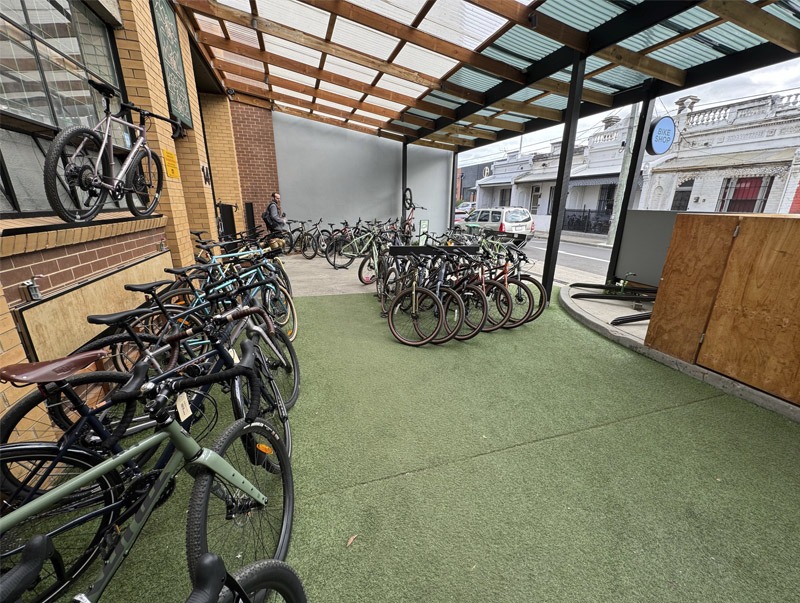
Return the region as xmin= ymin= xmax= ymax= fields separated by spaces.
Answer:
xmin=456 ymin=206 xmax=535 ymax=245
xmin=454 ymin=201 xmax=477 ymax=223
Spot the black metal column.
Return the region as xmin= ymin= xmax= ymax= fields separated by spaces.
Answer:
xmin=541 ymin=51 xmax=586 ymax=299
xmin=606 ymin=82 xmax=657 ymax=283
xmin=449 ymin=151 xmax=458 ymax=228
xmin=401 ymin=143 xmax=408 ymax=224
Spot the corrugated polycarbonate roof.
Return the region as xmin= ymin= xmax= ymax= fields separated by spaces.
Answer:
xmin=178 ymin=0 xmax=800 ymax=149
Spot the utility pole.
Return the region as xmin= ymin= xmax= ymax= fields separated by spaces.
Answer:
xmin=607 ymin=103 xmax=640 ymax=245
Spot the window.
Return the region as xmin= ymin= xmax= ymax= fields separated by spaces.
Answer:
xmin=490 ymin=210 xmax=501 ymax=222
xmin=0 ymin=0 xmax=121 ymax=215
xmin=530 ymin=186 xmax=541 ymax=213
xmin=597 ymin=183 xmax=616 ymax=215
xmin=499 ymin=188 xmax=511 ymax=207
xmin=475 ymin=211 xmax=489 ymax=223
xmin=505 ymin=208 xmax=531 ymax=223
xmin=671 ymin=179 xmax=694 ymax=211
xmin=547 ymin=186 xmax=555 ymax=215
xmin=717 ymin=176 xmax=774 ymax=213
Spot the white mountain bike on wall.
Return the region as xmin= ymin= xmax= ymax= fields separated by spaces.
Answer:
xmin=43 ymin=79 xmax=182 ymax=223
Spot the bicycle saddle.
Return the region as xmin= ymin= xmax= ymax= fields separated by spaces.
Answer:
xmin=88 ymin=79 xmax=116 ymax=98
xmin=0 ymin=350 xmax=107 ymax=384
xmin=86 ymin=308 xmax=153 ymax=326
xmin=124 ymin=279 xmax=174 ymax=294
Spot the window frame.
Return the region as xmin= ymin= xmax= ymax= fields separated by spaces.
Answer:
xmin=716 ymin=176 xmax=774 ymax=213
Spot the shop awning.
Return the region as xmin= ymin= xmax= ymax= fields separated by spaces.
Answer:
xmin=476 ymin=174 xmax=514 ymax=187
xmin=650 ymin=148 xmax=798 ymax=172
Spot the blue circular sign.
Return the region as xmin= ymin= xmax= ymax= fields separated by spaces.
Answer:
xmin=647 ymin=115 xmax=676 ymax=155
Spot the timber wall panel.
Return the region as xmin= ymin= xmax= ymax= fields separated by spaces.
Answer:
xmin=644 ymin=213 xmax=740 ymax=363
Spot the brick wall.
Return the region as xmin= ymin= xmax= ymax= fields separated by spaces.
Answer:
xmin=230 ymin=102 xmax=280 ymax=220
xmin=0 ymin=288 xmax=27 ymax=416
xmin=0 ymin=229 xmax=165 ymax=307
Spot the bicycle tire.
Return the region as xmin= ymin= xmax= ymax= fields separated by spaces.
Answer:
xmin=74 ymin=331 xmax=165 ymax=373
xmin=315 ymin=229 xmax=331 ymax=255
xmin=125 ymin=148 xmax=163 ymax=217
xmin=247 ymin=316 xmax=300 ymax=410
xmin=379 ymin=267 xmax=399 ymax=314
xmin=358 ymin=255 xmax=376 ymax=285
xmin=482 ymin=280 xmax=513 ymax=332
xmin=432 ymin=286 xmax=465 ymax=345
xmin=262 ymin=284 xmax=298 ymax=342
xmin=271 ymin=260 xmax=293 ymax=298
xmin=454 ymin=284 xmax=488 ymax=341
xmin=43 ymin=126 xmax=112 ymax=223
xmin=332 ymin=239 xmax=356 ymax=270
xmin=501 ymin=278 xmax=535 ymax=328
xmin=289 ymin=229 xmax=303 ymax=253
xmin=518 ymin=274 xmax=548 ymax=322
xmin=300 ymin=233 xmax=316 ymax=260
xmin=0 ymin=444 xmax=123 ymax=603
xmin=217 ymin=559 xmax=307 ymax=603
xmin=186 ymin=419 xmax=294 ymax=580
xmin=387 ymin=287 xmax=443 ymax=346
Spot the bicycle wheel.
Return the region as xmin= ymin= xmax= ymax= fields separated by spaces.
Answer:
xmin=299 ymin=233 xmax=316 ymax=260
xmin=482 ymin=280 xmax=513 ymax=332
xmin=125 ymin=148 xmax=163 ymax=217
xmin=358 ymin=255 xmax=376 ymax=285
xmin=248 ymin=316 xmax=300 ymax=410
xmin=186 ymin=419 xmax=294 ymax=580
xmin=0 ymin=372 xmax=135 ymax=451
xmin=431 ymin=286 xmax=465 ymax=345
xmin=332 ymin=240 xmax=356 ymax=270
xmin=387 ymin=287 xmax=443 ymax=346
xmin=0 ymin=445 xmax=123 ymax=603
xmin=454 ymin=284 xmax=488 ymax=341
xmin=519 ymin=274 xmax=548 ymax=322
xmin=272 ymin=260 xmax=293 ymax=298
xmin=379 ymin=268 xmax=399 ymax=314
xmin=263 ymin=284 xmax=298 ymax=342
xmin=218 ymin=559 xmax=307 ymax=603
xmin=501 ymin=278 xmax=535 ymax=328
xmin=74 ymin=332 xmax=164 ymax=373
xmin=43 ymin=125 xmax=112 ymax=223
xmin=315 ymin=230 xmax=331 ymax=255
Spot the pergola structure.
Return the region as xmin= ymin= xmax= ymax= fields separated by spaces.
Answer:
xmin=174 ymin=0 xmax=800 ymax=293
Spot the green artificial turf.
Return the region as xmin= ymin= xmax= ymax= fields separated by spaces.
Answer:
xmin=94 ymin=291 xmax=800 ymax=602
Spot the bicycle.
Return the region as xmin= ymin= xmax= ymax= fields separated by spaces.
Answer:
xmin=42 ymin=79 xmax=181 ymax=223
xmin=0 ymin=324 xmax=293 ymax=603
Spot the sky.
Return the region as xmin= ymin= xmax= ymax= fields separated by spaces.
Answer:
xmin=458 ymin=56 xmax=800 ymax=167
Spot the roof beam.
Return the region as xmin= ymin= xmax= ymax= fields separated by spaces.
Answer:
xmin=413 ymin=139 xmax=459 ymax=151
xmin=297 ymin=0 xmax=526 ymax=84
xmin=196 ymin=32 xmax=442 ymax=119
xmin=214 ymin=58 xmax=456 ymax=120
xmin=461 ymin=113 xmax=525 ymax=132
xmin=490 ymin=99 xmax=562 ymax=122
xmin=440 ymin=124 xmax=497 ymax=141
xmin=534 ymin=77 xmax=614 ymax=107
xmin=467 ymin=0 xmax=687 ymax=86
xmin=178 ymin=0 xmax=441 ymax=88
xmin=275 ymin=103 xmax=405 ymax=142
xmin=703 ymin=0 xmax=800 ymax=53
xmin=424 ymin=133 xmax=476 ymax=147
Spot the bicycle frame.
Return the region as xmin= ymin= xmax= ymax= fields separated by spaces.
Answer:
xmin=0 ymin=416 xmax=269 ymax=603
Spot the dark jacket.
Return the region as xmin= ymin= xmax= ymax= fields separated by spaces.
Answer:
xmin=262 ymin=200 xmax=286 ymax=230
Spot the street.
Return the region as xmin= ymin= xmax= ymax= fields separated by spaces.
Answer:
xmin=522 ymin=239 xmax=611 ymax=284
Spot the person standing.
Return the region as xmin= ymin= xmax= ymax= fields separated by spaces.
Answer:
xmin=262 ymin=192 xmax=287 ymax=233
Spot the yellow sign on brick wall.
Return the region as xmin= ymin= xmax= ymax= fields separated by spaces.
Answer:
xmin=163 ymin=149 xmax=180 ymax=179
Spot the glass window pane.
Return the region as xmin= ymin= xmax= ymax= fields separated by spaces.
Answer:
xmin=1 ymin=0 xmax=27 ymax=27
xmin=25 ymin=0 xmax=82 ymax=61
xmin=0 ymin=20 xmax=55 ymax=124
xmin=71 ymin=0 xmax=117 ymax=85
xmin=36 ymin=40 xmax=95 ymax=127
xmin=0 ymin=129 xmax=50 ymax=212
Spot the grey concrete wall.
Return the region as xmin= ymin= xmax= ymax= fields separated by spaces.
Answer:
xmin=407 ymin=145 xmax=453 ymax=236
xmin=272 ymin=112 xmax=402 ymax=226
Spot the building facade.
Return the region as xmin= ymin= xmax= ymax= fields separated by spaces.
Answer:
xmin=456 ymin=160 xmax=493 ymax=203
xmin=0 ymin=0 xmax=280 ymax=412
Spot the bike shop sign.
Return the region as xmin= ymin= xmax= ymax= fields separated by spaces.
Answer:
xmin=646 ymin=115 xmax=676 ymax=155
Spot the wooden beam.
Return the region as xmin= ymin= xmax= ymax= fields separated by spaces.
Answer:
xmin=412 ymin=139 xmax=459 ymax=151
xmin=424 ymin=133 xmax=475 ymax=147
xmin=297 ymin=0 xmax=526 ymax=84
xmin=596 ymin=45 xmax=686 ymax=87
xmin=703 ymin=0 xmax=800 ymax=53
xmin=461 ymin=113 xmax=525 ymax=132
xmin=215 ymin=58 xmax=442 ymax=121
xmin=440 ymin=124 xmax=497 ymax=141
xmin=178 ymin=0 xmax=440 ymax=88
xmin=491 ymin=99 xmax=562 ymax=122
xmin=535 ymin=77 xmax=613 ymax=107
xmin=275 ymin=102 xmax=405 ymax=142
xmin=528 ymin=11 xmax=588 ymax=52
xmin=197 ymin=32 xmax=457 ymax=119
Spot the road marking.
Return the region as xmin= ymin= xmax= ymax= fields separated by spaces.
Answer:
xmin=530 ymin=246 xmax=610 ymax=263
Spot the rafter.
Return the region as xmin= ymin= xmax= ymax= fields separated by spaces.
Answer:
xmin=534 ymin=77 xmax=614 ymax=107
xmin=179 ymin=0 xmax=484 ymax=103
xmin=461 ymin=113 xmax=525 ymax=132
xmin=440 ymin=124 xmax=497 ymax=141
xmin=275 ymin=103 xmax=405 ymax=142
xmin=215 ymin=58 xmax=456 ymax=121
xmin=423 ymin=133 xmax=475 ymax=147
xmin=412 ymin=139 xmax=459 ymax=152
xmin=197 ymin=32 xmax=442 ymax=124
xmin=703 ymin=0 xmax=800 ymax=53
xmin=296 ymin=0 xmax=526 ymax=84
xmin=466 ymin=0 xmax=687 ymax=87
xmin=490 ymin=99 xmax=562 ymax=122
